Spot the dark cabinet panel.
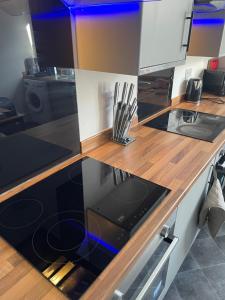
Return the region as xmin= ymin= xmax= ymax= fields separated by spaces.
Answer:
xmin=137 ymin=68 xmax=174 ymax=121
xmin=29 ymin=0 xmax=74 ymax=68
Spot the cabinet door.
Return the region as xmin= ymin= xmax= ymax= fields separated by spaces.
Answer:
xmin=189 ymin=10 xmax=225 ymax=58
xmin=160 ymin=162 xmax=213 ymax=299
xmin=139 ymin=0 xmax=193 ymax=73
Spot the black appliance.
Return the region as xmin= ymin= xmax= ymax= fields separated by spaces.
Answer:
xmin=0 ymin=157 xmax=170 ymax=299
xmin=185 ymin=78 xmax=203 ymax=103
xmin=203 ymin=70 xmax=225 ymax=96
xmin=137 ymin=68 xmax=174 ymax=121
xmin=143 ymin=109 xmax=225 ymax=142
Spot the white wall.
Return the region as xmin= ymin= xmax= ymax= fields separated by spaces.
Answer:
xmin=172 ymin=56 xmax=209 ymax=98
xmin=76 ymin=57 xmax=209 ymax=141
xmin=75 ymin=69 xmax=137 ymax=141
xmin=218 ymin=56 xmax=225 ymax=69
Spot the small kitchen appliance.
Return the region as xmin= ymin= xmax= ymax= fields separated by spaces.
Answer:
xmin=203 ymin=69 xmax=225 ymax=96
xmin=0 ymin=157 xmax=170 ymax=299
xmin=144 ymin=109 xmax=225 ymax=142
xmin=185 ymin=78 xmax=203 ymax=103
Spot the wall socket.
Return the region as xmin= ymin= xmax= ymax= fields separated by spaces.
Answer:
xmin=185 ymin=68 xmax=192 ymax=81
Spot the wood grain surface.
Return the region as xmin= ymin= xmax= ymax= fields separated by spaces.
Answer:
xmin=1 ymin=98 xmax=225 ymax=300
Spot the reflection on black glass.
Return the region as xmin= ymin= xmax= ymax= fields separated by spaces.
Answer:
xmin=0 ymin=0 xmax=80 ymax=189
xmin=137 ymin=68 xmax=174 ymax=121
xmin=181 ymin=111 xmax=198 ymax=124
xmin=0 ymin=0 xmax=79 ymax=142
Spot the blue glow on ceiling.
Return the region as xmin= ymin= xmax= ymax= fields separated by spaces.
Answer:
xmin=31 ymin=2 xmax=141 ymax=19
xmin=87 ymin=232 xmax=120 ymax=254
xmin=32 ymin=8 xmax=70 ymax=20
xmin=61 ymin=0 xmax=157 ymax=9
xmin=72 ymin=2 xmax=140 ymax=15
xmin=193 ymin=18 xmax=225 ymax=26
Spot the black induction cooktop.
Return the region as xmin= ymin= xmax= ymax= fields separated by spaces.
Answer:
xmin=0 ymin=157 xmax=170 ymax=299
xmin=144 ymin=109 xmax=225 ymax=142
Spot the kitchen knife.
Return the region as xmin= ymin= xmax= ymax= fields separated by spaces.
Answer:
xmin=117 ymin=83 xmax=135 ymax=139
xmin=123 ymin=103 xmax=137 ymax=139
xmin=113 ymin=82 xmax=120 ymax=139
xmin=120 ymin=98 xmax=137 ymax=139
xmin=121 ymin=82 xmax=128 ymax=105
xmin=127 ymin=83 xmax=135 ymax=106
xmin=114 ymin=82 xmax=128 ymax=140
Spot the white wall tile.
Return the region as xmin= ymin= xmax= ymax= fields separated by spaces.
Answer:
xmin=75 ymin=69 xmax=137 ymax=141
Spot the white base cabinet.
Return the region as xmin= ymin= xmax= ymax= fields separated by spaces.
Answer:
xmin=160 ymin=162 xmax=214 ymax=299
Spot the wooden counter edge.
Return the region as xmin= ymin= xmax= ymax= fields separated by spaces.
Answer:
xmin=3 ymin=94 xmax=223 ymax=300
xmin=81 ymin=140 xmax=223 ymax=300
xmin=0 ymin=154 xmax=83 ymax=203
xmin=81 ymin=95 xmax=185 ymax=154
xmin=0 ymin=93 xmax=185 ymax=202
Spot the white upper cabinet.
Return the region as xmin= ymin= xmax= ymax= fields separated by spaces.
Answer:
xmin=139 ymin=0 xmax=193 ymax=74
xmin=71 ymin=0 xmax=194 ymax=75
xmin=189 ymin=9 xmax=225 ymax=57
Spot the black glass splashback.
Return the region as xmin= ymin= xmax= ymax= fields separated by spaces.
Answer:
xmin=0 ymin=157 xmax=170 ymax=299
xmin=0 ymin=0 xmax=80 ymax=191
xmin=144 ymin=109 xmax=225 ymax=142
xmin=137 ymin=68 xmax=174 ymax=121
xmin=29 ymin=0 xmax=74 ymax=69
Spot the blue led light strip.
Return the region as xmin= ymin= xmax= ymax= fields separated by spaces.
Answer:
xmin=72 ymin=2 xmax=140 ymax=15
xmin=61 ymin=0 xmax=158 ymax=9
xmin=31 ymin=2 xmax=141 ymax=19
xmin=32 ymin=8 xmax=70 ymax=20
xmin=193 ymin=18 xmax=225 ymax=25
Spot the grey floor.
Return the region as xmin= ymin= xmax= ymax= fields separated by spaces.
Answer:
xmin=164 ymin=224 xmax=225 ymax=300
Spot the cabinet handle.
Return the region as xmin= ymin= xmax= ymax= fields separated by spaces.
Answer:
xmin=160 ymin=225 xmax=170 ymax=238
xmin=114 ymin=235 xmax=179 ymax=300
xmin=135 ymin=235 xmax=178 ymax=300
xmin=182 ymin=12 xmax=193 ymax=51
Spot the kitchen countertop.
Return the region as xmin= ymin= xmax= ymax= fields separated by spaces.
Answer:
xmin=1 ymin=99 xmax=225 ymax=300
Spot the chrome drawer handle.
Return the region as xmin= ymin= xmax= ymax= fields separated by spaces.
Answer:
xmin=135 ymin=235 xmax=179 ymax=300
xmin=114 ymin=235 xmax=179 ymax=300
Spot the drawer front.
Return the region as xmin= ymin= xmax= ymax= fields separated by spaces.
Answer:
xmin=112 ymin=210 xmax=178 ymax=300
xmin=160 ymin=162 xmax=213 ymax=299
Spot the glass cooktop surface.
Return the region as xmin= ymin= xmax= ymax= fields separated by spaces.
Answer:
xmin=0 ymin=157 xmax=170 ymax=299
xmin=144 ymin=109 xmax=225 ymax=142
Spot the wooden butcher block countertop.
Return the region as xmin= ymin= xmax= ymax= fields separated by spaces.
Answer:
xmin=1 ymin=99 xmax=225 ymax=300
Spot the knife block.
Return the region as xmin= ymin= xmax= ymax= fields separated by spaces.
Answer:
xmin=112 ymin=82 xmax=137 ymax=146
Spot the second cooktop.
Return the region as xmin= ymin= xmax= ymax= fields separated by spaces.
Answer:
xmin=144 ymin=109 xmax=225 ymax=142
